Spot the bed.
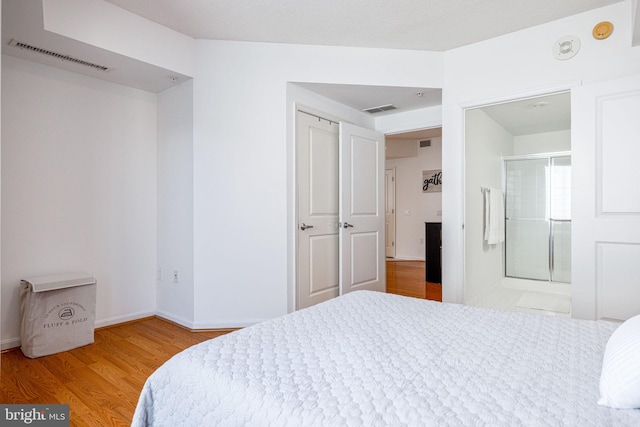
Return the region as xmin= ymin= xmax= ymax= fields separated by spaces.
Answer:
xmin=132 ymin=291 xmax=640 ymax=426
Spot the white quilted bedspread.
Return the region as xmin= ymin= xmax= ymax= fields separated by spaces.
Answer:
xmin=132 ymin=291 xmax=640 ymax=426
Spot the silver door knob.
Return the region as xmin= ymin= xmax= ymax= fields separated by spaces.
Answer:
xmin=300 ymin=223 xmax=314 ymax=230
xmin=342 ymin=222 xmax=354 ymax=228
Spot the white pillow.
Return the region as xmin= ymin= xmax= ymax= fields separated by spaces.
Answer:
xmin=598 ymin=314 xmax=640 ymax=409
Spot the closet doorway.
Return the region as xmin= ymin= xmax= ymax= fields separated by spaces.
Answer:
xmin=295 ymin=109 xmax=386 ymax=310
xmin=288 ymin=82 xmax=443 ymax=309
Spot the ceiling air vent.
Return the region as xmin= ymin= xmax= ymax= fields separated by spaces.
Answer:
xmin=8 ymin=39 xmax=113 ymax=73
xmin=362 ymin=104 xmax=396 ymax=114
xmin=420 ymin=139 xmax=431 ymax=148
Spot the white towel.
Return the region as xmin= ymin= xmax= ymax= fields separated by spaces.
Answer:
xmin=484 ymin=188 xmax=505 ymax=245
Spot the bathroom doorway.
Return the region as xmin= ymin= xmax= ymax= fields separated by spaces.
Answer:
xmin=464 ymin=91 xmax=572 ymax=316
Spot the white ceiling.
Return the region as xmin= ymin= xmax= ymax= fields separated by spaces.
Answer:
xmin=479 ymin=92 xmax=572 ymax=136
xmin=98 ymin=0 xmax=615 ymax=136
xmin=2 ymin=0 xmax=620 ymax=135
xmin=294 ymin=83 xmax=442 ymax=117
xmin=102 ymin=0 xmax=623 ymax=52
xmin=1 ymin=0 xmax=192 ymax=93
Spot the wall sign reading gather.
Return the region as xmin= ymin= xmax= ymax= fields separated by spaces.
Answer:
xmin=423 ymin=169 xmax=442 ymax=193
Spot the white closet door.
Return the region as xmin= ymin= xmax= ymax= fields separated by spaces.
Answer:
xmin=339 ymin=123 xmax=386 ymax=295
xmin=296 ymin=111 xmax=340 ymax=309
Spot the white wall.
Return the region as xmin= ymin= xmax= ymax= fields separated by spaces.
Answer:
xmin=192 ymin=40 xmax=443 ymax=327
xmin=514 ymin=130 xmax=571 ymax=155
xmin=288 ymin=84 xmax=374 ymax=129
xmin=386 ymin=137 xmax=442 ymax=260
xmin=442 ymin=0 xmax=640 ymax=305
xmin=1 ymin=55 xmax=157 ymax=349
xmin=156 ymin=80 xmax=195 ymax=326
xmin=10 ymin=0 xmax=632 ymax=333
xmin=386 ymin=139 xmax=417 ymax=158
xmin=376 ymin=105 xmax=443 ymax=135
xmin=464 ymin=109 xmax=513 ymax=302
xmin=42 ymin=0 xmax=195 ymax=77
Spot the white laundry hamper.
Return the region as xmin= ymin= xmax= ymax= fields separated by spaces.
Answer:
xmin=20 ymin=272 xmax=96 ymax=358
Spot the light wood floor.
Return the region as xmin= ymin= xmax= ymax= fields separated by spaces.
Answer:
xmin=0 ymin=317 xmax=232 ymax=426
xmin=1 ymin=262 xmax=438 ymax=426
xmin=386 ymin=259 xmax=442 ymax=302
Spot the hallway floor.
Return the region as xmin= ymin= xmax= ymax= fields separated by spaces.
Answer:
xmin=386 ymin=259 xmax=441 ymax=302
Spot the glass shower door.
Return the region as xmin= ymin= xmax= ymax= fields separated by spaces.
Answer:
xmin=550 ymin=156 xmax=571 ymax=283
xmin=504 ymin=155 xmax=571 ymax=283
xmin=505 ymin=158 xmax=550 ymax=281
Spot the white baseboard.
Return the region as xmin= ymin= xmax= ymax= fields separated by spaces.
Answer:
xmin=154 ymin=310 xmax=195 ymax=329
xmin=190 ymin=318 xmax=267 ymax=330
xmin=1 ymin=311 xmax=258 ymax=351
xmin=388 ymin=255 xmax=425 ymax=261
xmin=1 ymin=337 xmax=21 ymax=351
xmin=132 ymin=310 xmax=269 ymax=331
xmin=1 ymin=311 xmax=155 ymax=352
xmin=155 ymin=311 xmax=266 ymax=330
xmin=94 ymin=310 xmax=156 ymax=329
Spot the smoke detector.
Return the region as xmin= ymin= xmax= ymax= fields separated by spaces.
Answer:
xmin=552 ymin=36 xmax=580 ymax=61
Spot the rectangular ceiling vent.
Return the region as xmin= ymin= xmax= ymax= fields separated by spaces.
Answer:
xmin=362 ymin=104 xmax=396 ymax=114
xmin=8 ymin=39 xmax=113 ymax=73
xmin=420 ymin=139 xmax=431 ymax=148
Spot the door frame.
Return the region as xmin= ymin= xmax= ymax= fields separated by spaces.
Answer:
xmin=385 ymin=167 xmax=397 ymax=258
xmin=288 ymin=98 xmax=443 ymax=313
xmin=384 ymin=126 xmax=443 ymax=261
xmin=458 ymin=81 xmax=580 ymax=306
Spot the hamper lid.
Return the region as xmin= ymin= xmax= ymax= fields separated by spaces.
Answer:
xmin=21 ymin=272 xmax=96 ymax=292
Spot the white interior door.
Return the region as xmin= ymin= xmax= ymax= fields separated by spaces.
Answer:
xmin=572 ymin=74 xmax=640 ymax=321
xmin=296 ymin=111 xmax=340 ymax=309
xmin=385 ymin=168 xmax=396 ymax=258
xmin=339 ymin=123 xmax=386 ymax=294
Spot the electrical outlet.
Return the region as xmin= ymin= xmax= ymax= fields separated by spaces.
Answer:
xmin=173 ymin=270 xmax=179 ymax=284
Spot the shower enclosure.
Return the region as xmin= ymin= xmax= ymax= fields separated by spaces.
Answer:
xmin=504 ymin=153 xmax=571 ymax=283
